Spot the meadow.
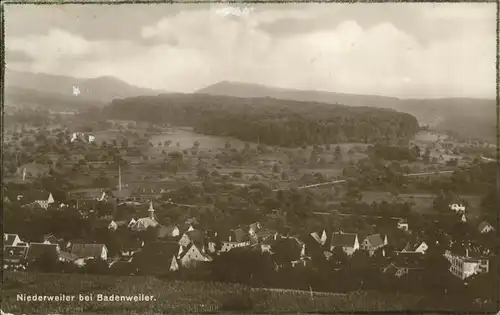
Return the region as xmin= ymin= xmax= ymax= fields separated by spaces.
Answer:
xmin=150 ymin=129 xmax=249 ymax=151
xmin=2 ymin=272 xmax=426 ymax=314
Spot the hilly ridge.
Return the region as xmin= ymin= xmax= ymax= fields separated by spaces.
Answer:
xmin=197 ymin=81 xmax=496 ymax=143
xmin=5 ymin=69 xmax=166 ymax=104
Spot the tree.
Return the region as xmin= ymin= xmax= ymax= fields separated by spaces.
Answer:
xmin=193 ymin=140 xmax=200 ymax=149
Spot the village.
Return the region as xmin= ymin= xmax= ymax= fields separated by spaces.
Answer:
xmin=2 ymin=113 xmax=497 ymax=310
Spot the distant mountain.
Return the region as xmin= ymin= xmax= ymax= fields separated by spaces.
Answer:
xmin=5 ymin=69 xmax=166 ymax=104
xmin=197 ymin=81 xmax=496 ymax=142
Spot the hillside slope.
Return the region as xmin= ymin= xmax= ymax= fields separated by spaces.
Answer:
xmin=103 ymin=93 xmax=419 ymax=146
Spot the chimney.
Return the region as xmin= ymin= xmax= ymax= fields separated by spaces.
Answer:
xmin=465 ymin=248 xmax=469 ymax=258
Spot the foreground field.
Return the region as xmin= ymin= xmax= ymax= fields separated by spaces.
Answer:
xmin=2 ymin=272 xmax=428 ymax=314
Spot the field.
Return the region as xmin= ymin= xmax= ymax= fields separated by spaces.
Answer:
xmin=2 ymin=272 xmax=427 ymax=314
xmin=150 ymin=129 xmax=249 ymax=151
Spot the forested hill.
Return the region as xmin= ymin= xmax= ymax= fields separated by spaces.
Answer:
xmin=198 ymin=81 xmax=496 ymax=143
xmin=103 ymin=93 xmax=419 ymax=146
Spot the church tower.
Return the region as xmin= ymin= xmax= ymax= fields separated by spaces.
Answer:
xmin=148 ymin=201 xmax=155 ymax=220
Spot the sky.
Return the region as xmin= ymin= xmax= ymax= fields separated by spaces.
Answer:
xmin=4 ymin=3 xmax=497 ymax=99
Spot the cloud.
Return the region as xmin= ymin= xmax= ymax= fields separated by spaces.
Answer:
xmin=5 ymin=4 xmax=496 ymax=98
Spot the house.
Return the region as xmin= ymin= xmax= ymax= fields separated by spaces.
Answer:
xmin=449 ymin=203 xmax=466 ymax=213
xmin=248 ymin=222 xmax=262 ymax=237
xmin=179 ymin=243 xmax=213 ymax=268
xmin=219 ymin=228 xmax=251 ymax=253
xmin=270 ymin=237 xmax=307 ymax=268
xmin=3 ymin=245 xmax=29 ymax=271
xmin=42 ymin=234 xmax=66 ymax=248
xmin=120 ymin=239 xmax=144 ymax=258
xmin=136 ymin=241 xmax=183 ymax=274
xmin=108 ymin=220 xmax=127 ymax=231
xmin=4 ymin=234 xmax=22 ymax=247
xmin=157 ymin=225 xmax=180 ymax=239
xmin=330 ymin=232 xmax=359 ymax=256
xmin=444 ymin=249 xmax=490 ymax=280
xmin=397 ymin=219 xmax=409 ymax=232
xmin=69 ymin=189 xmax=107 ymax=202
xmin=58 ymin=251 xmax=79 ymax=263
xmin=384 ymin=251 xmax=425 ymax=278
xmin=361 ymin=234 xmax=387 ymax=256
xmin=401 ymin=240 xmax=428 ymax=254
xmin=478 ymin=221 xmax=495 ymax=234
xmin=70 ymin=243 xmax=108 ymax=261
xmin=130 ymin=202 xmax=159 ymax=231
xmin=23 ymin=190 xmax=55 ymax=209
xmin=25 ymin=243 xmax=60 ymax=263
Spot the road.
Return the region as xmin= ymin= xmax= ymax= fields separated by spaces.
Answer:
xmin=313 ymin=211 xmax=403 ymax=220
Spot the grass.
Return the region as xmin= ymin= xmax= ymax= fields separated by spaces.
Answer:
xmin=2 ymin=272 xmax=427 ymax=314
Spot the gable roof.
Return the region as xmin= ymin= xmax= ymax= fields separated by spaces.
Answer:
xmin=26 ymin=243 xmax=59 ymax=261
xmin=330 ymin=232 xmax=358 ymax=248
xmin=364 ymin=234 xmax=384 ymax=248
xmin=70 ymin=243 xmax=107 ymax=259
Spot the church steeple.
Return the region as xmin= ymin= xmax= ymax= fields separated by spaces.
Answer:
xmin=148 ymin=201 xmax=155 ymax=219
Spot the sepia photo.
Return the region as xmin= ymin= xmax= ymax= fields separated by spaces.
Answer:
xmin=1 ymin=2 xmax=498 ymax=314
